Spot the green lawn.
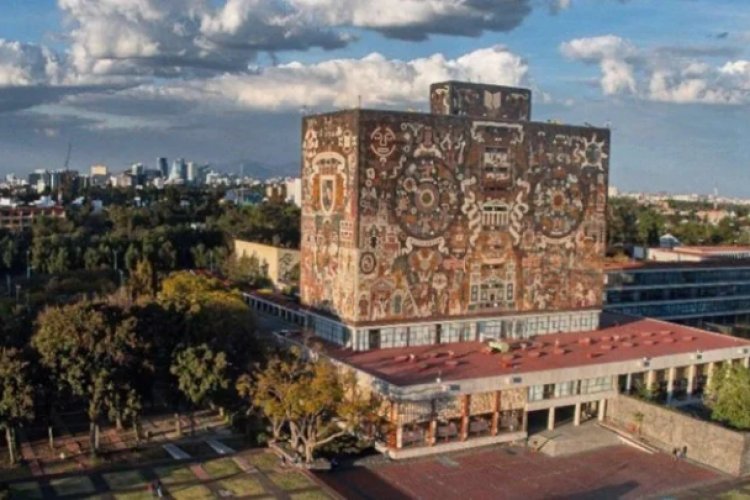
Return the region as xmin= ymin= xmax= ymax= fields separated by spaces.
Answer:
xmin=155 ymin=464 xmax=197 ymax=485
xmin=0 ymin=463 xmax=32 ymax=482
xmin=246 ymin=452 xmax=279 ymax=472
xmin=268 ymin=470 xmax=313 ymax=491
xmin=49 ymin=476 xmax=96 ymax=496
xmin=217 ymin=476 xmax=266 ymax=496
xmin=170 ymin=484 xmax=214 ymax=500
xmin=103 ymin=469 xmax=148 ymax=490
xmin=6 ymin=481 xmax=44 ymax=500
xmin=40 ymin=459 xmax=80 ymax=475
xmin=290 ymin=490 xmax=334 ymax=500
xmin=202 ymin=457 xmax=241 ymax=478
xmin=719 ymin=490 xmax=750 ymax=500
xmin=113 ymin=489 xmax=154 ymax=500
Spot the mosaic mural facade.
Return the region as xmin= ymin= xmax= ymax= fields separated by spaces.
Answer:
xmin=430 ymin=81 xmax=532 ymax=122
xmin=301 ymin=83 xmax=609 ymax=326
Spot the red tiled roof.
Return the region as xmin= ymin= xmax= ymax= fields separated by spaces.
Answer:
xmin=308 ymin=318 xmax=750 ymax=387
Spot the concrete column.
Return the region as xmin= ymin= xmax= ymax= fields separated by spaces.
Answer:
xmin=428 ymin=419 xmax=437 ymax=446
xmin=687 ymin=364 xmax=696 ymax=396
xmin=522 ymin=410 xmax=528 ymax=432
xmin=491 ymin=391 xmax=501 ymax=436
xmin=597 ymin=399 xmax=606 ymax=422
xmin=547 ymin=407 xmax=556 ymax=431
xmin=625 ymin=373 xmax=633 ymax=393
xmin=389 ymin=402 xmax=400 ymax=449
xmin=666 ymin=367 xmax=676 ymax=404
xmin=574 ymin=402 xmax=582 ymax=426
xmin=646 ymin=370 xmax=656 ymax=392
xmin=460 ymin=395 xmax=470 ymax=441
xmin=744 ymin=357 xmax=750 ymax=369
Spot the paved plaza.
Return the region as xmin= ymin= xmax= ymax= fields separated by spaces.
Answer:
xmin=317 ymin=445 xmax=723 ymax=500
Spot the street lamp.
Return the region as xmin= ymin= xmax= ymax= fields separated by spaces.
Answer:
xmin=26 ymin=250 xmax=31 ymax=279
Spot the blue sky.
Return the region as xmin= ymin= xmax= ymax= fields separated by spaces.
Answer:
xmin=0 ymin=0 xmax=748 ymax=196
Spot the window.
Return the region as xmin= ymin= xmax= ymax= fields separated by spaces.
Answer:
xmin=529 ymin=385 xmax=544 ymax=402
xmin=554 ymin=381 xmax=575 ymax=398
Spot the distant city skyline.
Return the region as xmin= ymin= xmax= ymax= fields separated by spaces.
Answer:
xmin=0 ymin=0 xmax=749 ymax=196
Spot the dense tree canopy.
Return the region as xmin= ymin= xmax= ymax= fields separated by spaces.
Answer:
xmin=0 ymin=348 xmax=34 ymax=465
xmin=706 ymin=364 xmax=750 ymax=430
xmin=246 ymin=349 xmax=378 ymax=463
xmin=32 ymin=302 xmax=152 ymax=450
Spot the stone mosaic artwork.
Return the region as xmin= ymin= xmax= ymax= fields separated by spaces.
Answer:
xmin=300 ymin=83 xmax=609 ymax=325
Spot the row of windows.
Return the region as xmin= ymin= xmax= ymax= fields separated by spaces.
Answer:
xmin=609 ymin=298 xmax=750 ymax=319
xmin=607 ymin=284 xmax=750 ymax=304
xmin=528 ymin=377 xmax=613 ymax=402
xmin=351 ymin=311 xmax=601 ymax=350
xmin=608 ymin=268 xmax=750 ymax=288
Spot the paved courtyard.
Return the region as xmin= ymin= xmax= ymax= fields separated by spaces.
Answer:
xmin=317 ymin=445 xmax=722 ymax=500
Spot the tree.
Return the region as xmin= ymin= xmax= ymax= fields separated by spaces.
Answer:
xmin=32 ymin=302 xmax=151 ymax=453
xmin=706 ymin=364 xmax=750 ymax=430
xmin=0 ymin=348 xmax=35 ymax=465
xmin=248 ymin=350 xmax=377 ymax=463
xmin=237 ymin=349 xmax=307 ymax=442
xmin=128 ymin=259 xmax=156 ymax=300
xmin=171 ymin=344 xmax=229 ymax=432
xmin=158 ymin=272 xmax=259 ymax=369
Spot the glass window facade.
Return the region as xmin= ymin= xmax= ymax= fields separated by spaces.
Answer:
xmin=605 ymin=266 xmax=750 ymax=320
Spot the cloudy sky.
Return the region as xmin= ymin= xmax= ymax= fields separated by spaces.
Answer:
xmin=1 ymin=0 xmax=749 ymax=196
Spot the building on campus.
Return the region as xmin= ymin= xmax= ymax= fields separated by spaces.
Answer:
xmin=234 ymin=239 xmax=300 ymax=290
xmin=605 ymin=246 xmax=750 ymax=327
xmin=0 ymin=205 xmax=65 ymax=231
xmin=243 ymin=81 xmax=750 ymax=459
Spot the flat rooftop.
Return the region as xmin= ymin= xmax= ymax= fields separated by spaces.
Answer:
xmin=605 ymin=258 xmax=750 ymax=271
xmin=301 ymin=318 xmax=750 ymax=387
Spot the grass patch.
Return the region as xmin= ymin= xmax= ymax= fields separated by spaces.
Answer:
xmin=50 ymin=476 xmax=96 ymax=496
xmin=202 ymin=457 xmax=241 ymax=478
xmin=41 ymin=459 xmax=80 ymax=475
xmin=719 ymin=492 xmax=750 ymax=500
xmin=155 ymin=465 xmax=197 ymax=485
xmin=170 ymin=484 xmax=214 ymax=500
xmin=113 ymin=490 xmax=154 ymax=500
xmin=217 ymin=476 xmax=266 ymax=496
xmin=246 ymin=452 xmax=278 ymax=472
xmin=269 ymin=471 xmax=313 ymax=491
xmin=103 ymin=470 xmax=148 ymax=490
xmin=0 ymin=463 xmax=32 ymax=482
xmin=7 ymin=481 xmax=44 ymax=500
xmin=291 ymin=490 xmax=333 ymax=500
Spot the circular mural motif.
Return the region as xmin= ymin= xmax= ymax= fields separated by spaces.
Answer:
xmin=359 ymin=252 xmax=376 ymax=275
xmin=392 ymin=158 xmax=461 ymax=240
xmin=532 ymin=169 xmax=586 ymax=238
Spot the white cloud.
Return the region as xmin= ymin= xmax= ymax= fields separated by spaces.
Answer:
xmin=0 ymin=39 xmax=62 ymax=86
xmin=57 ymin=0 xmax=533 ymax=78
xmin=161 ymin=46 xmax=528 ymax=111
xmin=561 ymin=35 xmax=750 ymax=104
